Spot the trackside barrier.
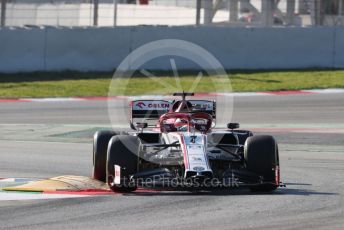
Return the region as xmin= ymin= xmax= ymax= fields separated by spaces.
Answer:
xmin=0 ymin=27 xmax=343 ymax=72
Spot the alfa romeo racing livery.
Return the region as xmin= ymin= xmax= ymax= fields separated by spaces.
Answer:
xmin=92 ymin=92 xmax=281 ymax=192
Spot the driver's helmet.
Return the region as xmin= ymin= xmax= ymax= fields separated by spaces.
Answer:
xmin=174 ymin=118 xmax=188 ymax=131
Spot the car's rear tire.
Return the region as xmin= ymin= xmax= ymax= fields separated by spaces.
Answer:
xmin=107 ymin=135 xmax=139 ymax=192
xmin=244 ymin=135 xmax=279 ymax=192
xmin=92 ymin=130 xmax=118 ymax=182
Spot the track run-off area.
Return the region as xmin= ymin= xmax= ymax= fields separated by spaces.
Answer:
xmin=0 ymin=91 xmax=343 ymax=230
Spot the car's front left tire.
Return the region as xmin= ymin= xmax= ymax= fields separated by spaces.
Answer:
xmin=93 ymin=130 xmax=118 ymax=182
xmin=107 ymin=135 xmax=139 ymax=192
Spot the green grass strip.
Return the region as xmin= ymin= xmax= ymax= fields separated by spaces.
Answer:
xmin=0 ymin=70 xmax=343 ymax=98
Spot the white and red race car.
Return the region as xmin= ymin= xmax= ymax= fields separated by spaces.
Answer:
xmin=92 ymin=93 xmax=280 ymax=192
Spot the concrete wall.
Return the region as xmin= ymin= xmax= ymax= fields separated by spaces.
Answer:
xmin=0 ymin=28 xmax=46 ymax=72
xmin=45 ymin=27 xmax=131 ymax=71
xmin=335 ymin=28 xmax=344 ymax=68
xmin=0 ymin=27 xmax=343 ymax=72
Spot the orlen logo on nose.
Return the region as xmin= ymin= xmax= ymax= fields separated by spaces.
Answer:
xmin=136 ymin=102 xmax=146 ymax=109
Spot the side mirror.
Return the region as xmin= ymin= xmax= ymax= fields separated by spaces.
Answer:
xmin=227 ymin=123 xmax=239 ymax=130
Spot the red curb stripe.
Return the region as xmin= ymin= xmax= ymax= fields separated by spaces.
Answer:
xmin=74 ymin=96 xmax=124 ymax=101
xmin=0 ymin=99 xmax=30 ymax=103
xmin=194 ymin=93 xmax=219 ymax=97
xmin=76 ymin=96 xmax=109 ymax=101
xmin=1 ymin=89 xmax=342 ymax=103
xmin=42 ymin=188 xmax=160 ymax=196
xmin=43 ymin=189 xmax=114 ymax=196
xmin=261 ymin=90 xmax=315 ymax=95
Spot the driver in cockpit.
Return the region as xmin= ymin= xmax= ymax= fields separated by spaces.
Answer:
xmin=171 ymin=100 xmax=193 ymax=113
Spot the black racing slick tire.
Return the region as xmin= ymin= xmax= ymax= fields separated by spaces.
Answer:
xmin=235 ymin=130 xmax=253 ymax=145
xmin=92 ymin=130 xmax=118 ymax=182
xmin=244 ymin=135 xmax=279 ymax=192
xmin=107 ymin=135 xmax=139 ymax=192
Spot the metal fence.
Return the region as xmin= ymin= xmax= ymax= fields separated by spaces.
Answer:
xmin=0 ymin=0 xmax=344 ymax=27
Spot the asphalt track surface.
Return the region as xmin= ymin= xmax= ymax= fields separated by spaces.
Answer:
xmin=0 ymin=93 xmax=344 ymax=230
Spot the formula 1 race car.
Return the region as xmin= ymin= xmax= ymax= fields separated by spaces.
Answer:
xmin=92 ymin=92 xmax=280 ymax=192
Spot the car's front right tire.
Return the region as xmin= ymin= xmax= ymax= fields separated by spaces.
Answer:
xmin=244 ymin=135 xmax=279 ymax=192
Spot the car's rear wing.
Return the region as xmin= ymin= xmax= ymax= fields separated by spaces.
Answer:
xmin=189 ymin=100 xmax=216 ymax=119
xmin=131 ymin=100 xmax=171 ymax=119
xmin=130 ymin=99 xmax=216 ymax=129
xmin=130 ymin=100 xmax=170 ymax=129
